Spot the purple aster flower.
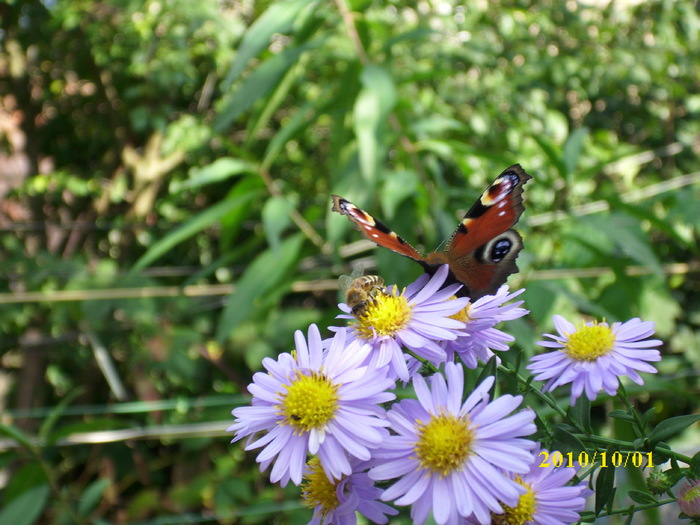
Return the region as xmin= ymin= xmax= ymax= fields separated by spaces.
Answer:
xmin=334 ymin=265 xmax=469 ymax=382
xmin=368 ymin=361 xmax=537 ymax=525
xmin=228 ymin=324 xmax=395 ymax=486
xmin=466 ymin=445 xmax=592 ymax=525
xmin=527 ymin=315 xmax=662 ymax=404
xmin=678 ymin=478 xmax=700 ymax=518
xmin=302 ymin=457 xmax=398 ymax=525
xmin=443 ymin=285 xmax=528 ymax=369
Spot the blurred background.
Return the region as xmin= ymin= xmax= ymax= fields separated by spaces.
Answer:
xmin=0 ymin=0 xmax=698 ymax=523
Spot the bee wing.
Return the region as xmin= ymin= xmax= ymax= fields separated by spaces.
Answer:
xmin=338 ymin=274 xmax=354 ymax=294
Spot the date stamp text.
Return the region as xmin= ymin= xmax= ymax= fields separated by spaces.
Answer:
xmin=538 ymin=450 xmax=654 ymax=468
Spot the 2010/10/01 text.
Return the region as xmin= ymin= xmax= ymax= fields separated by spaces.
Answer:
xmin=539 ymin=450 xmax=654 ymax=468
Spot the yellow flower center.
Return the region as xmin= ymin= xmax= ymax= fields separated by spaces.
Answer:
xmin=681 ymin=484 xmax=700 ymax=503
xmin=564 ymin=322 xmax=615 ymax=361
xmin=414 ymin=412 xmax=474 ymax=477
xmin=301 ymin=457 xmax=340 ymax=515
xmin=353 ymin=288 xmax=412 ymax=339
xmin=450 ymin=298 xmax=473 ymax=323
xmin=496 ymin=475 xmax=536 ymax=525
xmin=279 ymin=371 xmax=339 ymax=433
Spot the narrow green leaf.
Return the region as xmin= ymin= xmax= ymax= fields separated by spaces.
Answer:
xmin=0 ymin=423 xmax=34 ymax=450
xmin=222 ymin=0 xmax=315 ymax=90
xmin=608 ymin=409 xmax=635 ymax=422
xmin=641 ymin=407 xmax=657 ymax=428
xmin=262 ymin=99 xmax=317 ymax=171
xmin=353 ymin=65 xmax=397 ymax=182
xmin=529 ymin=133 xmax=566 ymax=178
xmin=568 ymin=395 xmax=592 ymax=434
xmin=131 ymin=190 xmax=259 ymax=272
xmin=182 ymin=158 xmax=256 ymax=189
xmin=215 ymin=43 xmax=316 ymax=132
xmin=216 ymin=234 xmax=304 ymax=343
xmin=476 ymin=356 xmax=498 ymax=398
xmin=79 ymin=478 xmax=111 ymax=517
xmin=0 ymin=484 xmax=50 ymax=525
xmin=247 ymin=52 xmax=309 ymax=148
xmin=563 ymin=126 xmax=589 ymax=175
xmin=39 ymin=386 xmax=85 ymax=443
xmin=628 ymin=490 xmax=657 ymax=505
xmin=2 ymin=463 xmax=48 ymax=502
xmin=261 ymin=196 xmax=296 ymax=251
xmin=595 ymin=463 xmax=616 ymax=515
xmin=381 ymin=171 xmax=419 ymax=218
xmin=690 ymin=451 xmax=700 ymax=477
xmin=552 ymin=423 xmax=586 ymax=455
xmin=648 ymin=414 xmax=700 ymax=447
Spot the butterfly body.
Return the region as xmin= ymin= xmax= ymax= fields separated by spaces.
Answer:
xmin=331 ymin=164 xmax=532 ymax=300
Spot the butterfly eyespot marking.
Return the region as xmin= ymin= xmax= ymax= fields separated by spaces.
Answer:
xmin=475 ymin=230 xmax=522 ymax=264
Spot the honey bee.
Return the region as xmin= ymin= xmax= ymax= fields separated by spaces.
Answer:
xmin=338 ymin=273 xmax=387 ymax=318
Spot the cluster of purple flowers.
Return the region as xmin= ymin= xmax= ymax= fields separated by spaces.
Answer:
xmin=229 ymin=265 xmax=663 ymax=524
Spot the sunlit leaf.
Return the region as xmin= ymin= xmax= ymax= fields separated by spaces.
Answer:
xmin=222 ymin=0 xmax=317 ymax=89
xmin=353 ymin=65 xmax=397 ymax=182
xmin=131 ymin=190 xmax=259 ymax=272
xmin=216 ymin=234 xmax=304 ymax=343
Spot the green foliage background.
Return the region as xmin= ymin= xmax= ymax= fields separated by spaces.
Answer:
xmin=0 ymin=0 xmax=698 ymax=523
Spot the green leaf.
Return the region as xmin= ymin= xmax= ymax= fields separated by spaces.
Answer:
xmin=476 ymin=356 xmax=499 ymax=398
xmin=39 ymin=387 xmax=85 ymax=443
xmin=182 ymin=158 xmax=256 ymax=189
xmin=0 ymin=423 xmax=34 ymax=451
xmin=627 ymin=490 xmax=657 ymax=505
xmin=261 ymin=196 xmax=296 ymax=251
xmin=216 ymin=234 xmax=304 ymax=343
xmin=131 ymin=190 xmax=259 ymax=272
xmin=262 ymin=99 xmax=318 ymax=171
xmin=79 ymin=478 xmax=111 ymax=517
xmin=562 ymin=126 xmax=589 ymax=176
xmin=2 ymin=462 xmax=49 ymax=502
xmin=691 ymin=451 xmax=700 ymax=477
xmin=595 ymin=461 xmax=616 ymax=515
xmin=0 ymin=484 xmax=50 ymax=525
xmin=568 ymin=395 xmax=592 ymax=434
xmin=648 ymin=414 xmax=700 ymax=447
xmin=608 ymin=409 xmax=635 ymax=422
xmin=215 ymin=43 xmax=317 ymax=132
xmin=353 ymin=65 xmax=397 ymax=182
xmin=381 ymin=171 xmax=419 ymax=218
xmin=529 ymin=133 xmax=566 ymax=178
xmin=551 ymin=424 xmax=587 ymax=455
xmin=221 ymin=0 xmax=316 ymax=90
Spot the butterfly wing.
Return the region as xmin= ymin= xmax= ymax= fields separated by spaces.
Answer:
xmin=426 ymin=164 xmax=532 ymax=299
xmin=332 ymin=164 xmax=532 ymax=300
xmin=331 ymin=195 xmax=427 ymax=263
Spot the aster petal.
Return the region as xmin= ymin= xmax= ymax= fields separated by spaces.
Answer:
xmin=445 ymin=362 xmax=464 ymax=413
xmin=472 ymin=394 xmax=523 ymax=426
xmin=451 ymin=468 xmax=474 ymax=516
xmin=394 ymin=471 xmax=432 ymax=506
xmin=432 ymin=477 xmax=454 ymax=524
xmin=318 ymin=436 xmax=352 ymax=480
xmin=460 ymin=375 xmax=495 ymax=415
xmin=403 ymin=273 xmax=430 ymax=297
xmin=293 ymin=328 xmax=309 ymax=367
xmin=383 ymin=469 xmax=427 ymax=503
xmin=615 ymin=339 xmax=663 ymax=348
xmin=409 ymin=264 xmax=449 ymax=304
xmin=553 ymin=314 xmax=576 ymax=336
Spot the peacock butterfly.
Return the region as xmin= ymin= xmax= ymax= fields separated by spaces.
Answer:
xmin=331 ymin=164 xmax=532 ymax=300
